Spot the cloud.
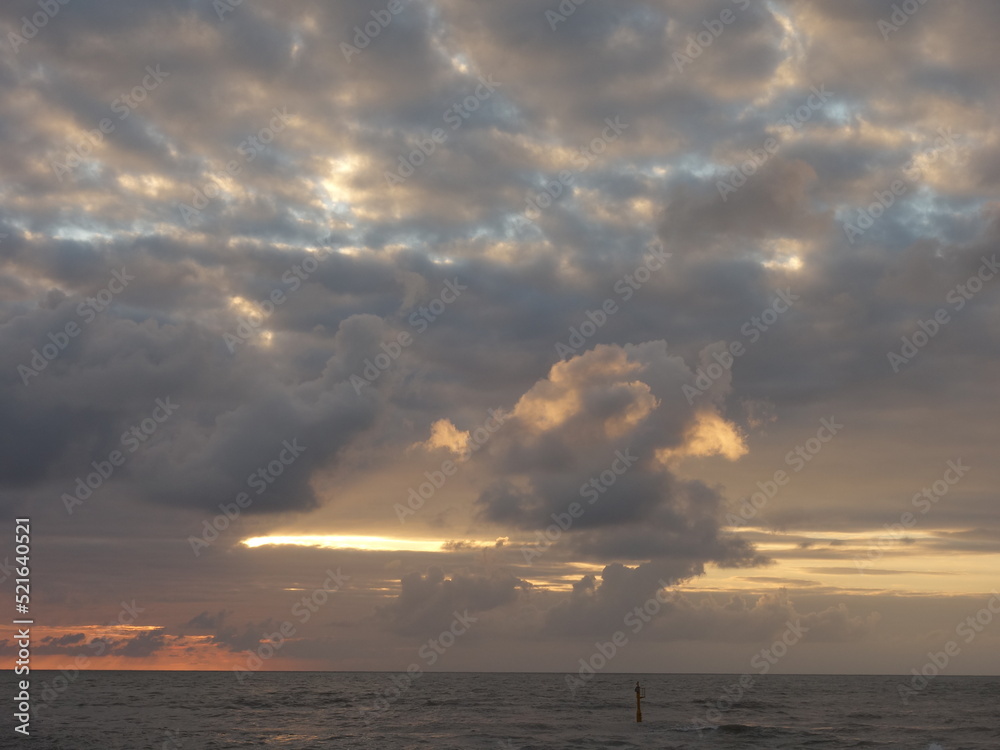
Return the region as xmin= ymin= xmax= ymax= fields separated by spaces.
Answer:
xmin=182 ymin=610 xmax=233 ymax=630
xmin=21 ymin=629 xmax=171 ymax=658
xmin=413 ymin=418 xmax=472 ymax=457
xmin=179 ymin=609 xmax=277 ymax=652
xmin=379 ymin=567 xmax=531 ymax=636
xmin=546 ymin=575 xmax=878 ymax=642
xmin=471 ymin=342 xmax=759 ymax=571
xmin=651 ymin=590 xmax=880 ymax=643
xmin=113 ymin=629 xmax=169 ymax=658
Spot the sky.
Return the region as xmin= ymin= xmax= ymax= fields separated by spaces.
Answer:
xmin=1 ymin=0 xmax=999 ymax=679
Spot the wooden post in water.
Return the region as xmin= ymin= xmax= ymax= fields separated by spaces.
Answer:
xmin=635 ymin=681 xmax=642 ymax=722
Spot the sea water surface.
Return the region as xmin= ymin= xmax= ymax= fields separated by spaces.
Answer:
xmin=7 ymin=671 xmax=998 ymax=749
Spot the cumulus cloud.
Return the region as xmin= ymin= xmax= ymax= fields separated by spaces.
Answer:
xmin=470 ymin=342 xmax=758 ymax=572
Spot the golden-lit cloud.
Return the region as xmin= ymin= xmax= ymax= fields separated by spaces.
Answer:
xmin=413 ymin=418 xmax=471 ymax=456
xmin=242 ymin=535 xmax=502 ymax=552
xmin=658 ymin=410 xmax=748 ymax=464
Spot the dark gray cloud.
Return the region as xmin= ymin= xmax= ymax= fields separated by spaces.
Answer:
xmin=113 ymin=629 xmax=169 ymax=658
xmin=379 ymin=567 xmax=530 ymax=636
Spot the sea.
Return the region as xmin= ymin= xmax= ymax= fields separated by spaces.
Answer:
xmin=6 ymin=671 xmax=998 ymax=749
